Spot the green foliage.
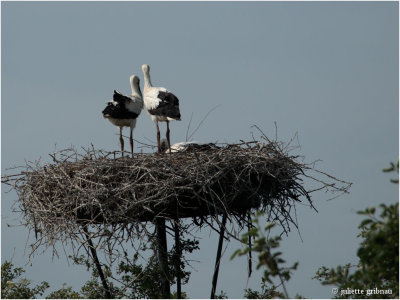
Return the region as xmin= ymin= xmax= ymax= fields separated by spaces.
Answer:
xmin=231 ymin=212 xmax=298 ymax=298
xmin=69 ymin=235 xmax=199 ymax=299
xmin=79 ymin=274 xmax=120 ymax=299
xmin=1 ymin=233 xmax=199 ymax=299
xmin=314 ymin=162 xmax=399 ymax=298
xmin=169 ymin=237 xmax=200 ymax=287
xmin=214 ymin=290 xmax=228 ymax=299
xmin=244 ymin=283 xmax=286 ymax=299
xmin=171 ymin=290 xmax=188 ymax=298
xmin=382 ymin=160 xmax=399 ymax=184
xmin=115 ymin=253 xmax=165 ymax=298
xmin=1 ymin=260 xmax=50 ymax=299
xmin=314 ymin=203 xmax=399 ymax=298
xmin=46 ymin=284 xmax=81 ymax=299
xmin=69 ymin=253 xmax=157 ymax=299
xmin=113 ymin=237 xmax=198 ymax=298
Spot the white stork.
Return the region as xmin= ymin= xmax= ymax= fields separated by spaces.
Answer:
xmin=102 ymin=75 xmax=143 ymax=158
xmin=160 ymin=139 xmax=199 ymax=153
xmin=141 ymin=64 xmax=181 ymax=153
xmin=160 ymin=139 xmax=214 ymax=153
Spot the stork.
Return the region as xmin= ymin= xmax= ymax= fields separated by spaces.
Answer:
xmin=141 ymin=64 xmax=181 ymax=153
xmin=102 ymin=75 xmax=143 ymax=158
xmin=160 ymin=139 xmax=199 ymax=153
xmin=160 ymin=139 xmax=215 ymax=153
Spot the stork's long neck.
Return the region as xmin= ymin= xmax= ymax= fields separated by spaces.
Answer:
xmin=131 ymin=81 xmax=142 ymax=98
xmin=143 ymin=71 xmax=153 ymax=90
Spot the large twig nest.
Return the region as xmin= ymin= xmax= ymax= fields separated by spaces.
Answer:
xmin=13 ymin=142 xmax=310 ymax=221
xmin=2 ymin=139 xmax=351 ymax=258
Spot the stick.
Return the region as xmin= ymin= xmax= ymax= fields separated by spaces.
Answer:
xmin=82 ymin=225 xmax=112 ymax=299
xmin=210 ymin=214 xmax=227 ymax=299
xmin=155 ymin=218 xmax=171 ymax=298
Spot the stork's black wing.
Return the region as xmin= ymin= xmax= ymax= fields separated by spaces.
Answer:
xmin=148 ymin=91 xmax=181 ymax=120
xmin=102 ymin=90 xmax=140 ymax=119
xmin=113 ymin=90 xmax=131 ymax=104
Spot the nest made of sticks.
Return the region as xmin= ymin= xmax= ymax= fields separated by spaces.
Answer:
xmin=2 ymin=139 xmax=351 ymax=259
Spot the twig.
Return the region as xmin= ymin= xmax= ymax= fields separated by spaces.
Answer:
xmin=188 ymin=105 xmax=220 ymax=141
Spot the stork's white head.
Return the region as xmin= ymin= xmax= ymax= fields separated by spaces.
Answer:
xmin=142 ymin=64 xmax=152 ymax=88
xmin=142 ymin=64 xmax=150 ymax=74
xmin=129 ymin=75 xmax=142 ymax=98
xmin=130 ymin=74 xmax=140 ymax=85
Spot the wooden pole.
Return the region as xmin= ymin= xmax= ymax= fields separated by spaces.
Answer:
xmin=83 ymin=225 xmax=112 ymax=299
xmin=155 ymin=218 xmax=171 ymax=298
xmin=174 ymin=220 xmax=182 ymax=299
xmin=210 ymin=214 xmax=228 ymax=299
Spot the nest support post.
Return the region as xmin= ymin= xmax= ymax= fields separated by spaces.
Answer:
xmin=210 ymin=214 xmax=228 ymax=299
xmin=155 ymin=218 xmax=171 ymax=298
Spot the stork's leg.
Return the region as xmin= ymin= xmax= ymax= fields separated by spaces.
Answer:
xmin=166 ymin=120 xmax=171 ymax=154
xmin=156 ymin=122 xmax=161 ymax=153
xmin=130 ymin=127 xmax=134 ymax=158
xmin=119 ymin=127 xmax=124 ymax=157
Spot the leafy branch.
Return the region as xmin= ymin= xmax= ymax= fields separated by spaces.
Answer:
xmin=231 ymin=212 xmax=298 ymax=298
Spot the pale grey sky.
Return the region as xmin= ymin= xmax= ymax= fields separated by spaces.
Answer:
xmin=2 ymin=1 xmax=398 ymax=298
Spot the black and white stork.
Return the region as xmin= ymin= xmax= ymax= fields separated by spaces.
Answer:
xmin=102 ymin=75 xmax=143 ymax=158
xmin=160 ymin=139 xmax=216 ymax=153
xmin=160 ymin=139 xmax=198 ymax=153
xmin=141 ymin=64 xmax=181 ymax=153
